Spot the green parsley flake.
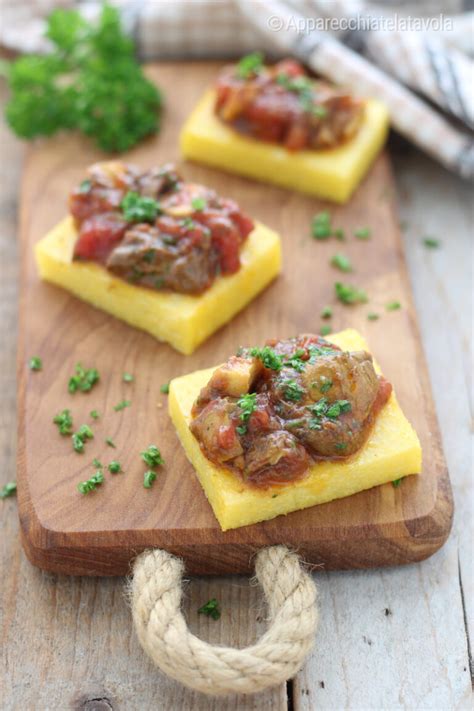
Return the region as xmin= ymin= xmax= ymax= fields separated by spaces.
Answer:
xmin=392 ymin=477 xmax=404 ymax=488
xmin=123 ymin=372 xmax=134 ymax=383
xmin=108 ymin=461 xmax=122 ymax=474
xmin=386 ymin=301 xmax=401 ymax=311
xmin=319 ymin=378 xmax=333 ymax=394
xmin=283 ymin=379 xmax=305 ymax=402
xmin=90 ymin=410 xmax=100 ymax=420
xmin=79 ymin=179 xmax=91 ymax=193
xmin=121 ymin=191 xmax=161 ymax=223
xmin=311 ymin=211 xmax=332 ymax=240
xmin=114 ymin=399 xmax=131 ymax=411
xmin=307 ymin=397 xmax=351 ymax=429
xmin=72 ymin=424 xmax=94 ymax=454
xmin=249 ymin=346 xmax=283 ymax=371
xmin=53 ymin=409 xmax=73 ymax=435
xmin=0 ymin=482 xmax=17 ymax=499
xmin=191 ymin=197 xmax=207 ymax=211
xmin=105 ymin=437 xmax=116 ymax=448
xmin=160 ymin=382 xmax=170 ymax=394
xmin=236 ymin=393 xmax=257 ymax=435
xmin=354 ymin=227 xmax=371 ymax=240
xmin=423 ymin=237 xmax=440 ymax=249
xmin=331 ymin=253 xmax=352 ymax=273
xmin=334 ymin=228 xmax=345 ymax=241
xmin=283 ymin=349 xmax=307 ymax=373
xmin=367 ymin=312 xmax=380 ymax=321
xmin=237 ymin=52 xmax=263 ymax=79
xmin=141 ymin=445 xmax=164 ymax=468
xmin=198 ymin=598 xmax=221 ymax=620
xmin=92 ymin=458 xmax=103 ymax=469
xmin=335 ymin=442 xmax=348 ymax=451
xmin=320 ymin=305 xmax=333 ymax=319
xmin=29 ymin=356 xmax=42 ymax=371
xmin=320 ymin=324 xmax=332 ymax=336
xmin=68 ymin=363 xmax=100 ymax=394
xmin=143 ymin=470 xmax=157 ymax=488
xmin=335 ymin=282 xmax=368 ymax=305
xmin=77 ymin=470 xmax=104 ymax=495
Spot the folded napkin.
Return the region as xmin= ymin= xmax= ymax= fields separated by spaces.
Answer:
xmin=2 ymin=0 xmax=473 ymax=178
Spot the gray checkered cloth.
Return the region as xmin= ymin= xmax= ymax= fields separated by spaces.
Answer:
xmin=2 ymin=0 xmax=473 ymax=178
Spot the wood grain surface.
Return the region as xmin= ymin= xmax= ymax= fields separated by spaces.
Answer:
xmin=2 ymin=73 xmax=472 ymax=710
xmin=16 ymin=63 xmax=453 ymax=576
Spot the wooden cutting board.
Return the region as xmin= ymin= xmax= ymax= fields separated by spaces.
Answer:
xmin=17 ymin=62 xmax=453 ymax=576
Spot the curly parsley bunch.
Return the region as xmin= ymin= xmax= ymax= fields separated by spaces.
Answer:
xmin=4 ymin=4 xmax=162 ymax=152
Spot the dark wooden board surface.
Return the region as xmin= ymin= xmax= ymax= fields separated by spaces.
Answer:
xmin=17 ymin=62 xmax=452 ymax=575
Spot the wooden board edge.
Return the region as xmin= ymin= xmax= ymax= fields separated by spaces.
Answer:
xmin=18 ymin=467 xmax=453 ymax=576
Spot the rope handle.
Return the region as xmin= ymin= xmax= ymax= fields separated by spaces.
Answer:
xmin=130 ymin=545 xmax=318 ymax=696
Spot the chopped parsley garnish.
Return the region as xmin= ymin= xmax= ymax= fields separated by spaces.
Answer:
xmin=142 ymin=249 xmax=155 ymax=264
xmin=326 ymin=400 xmax=351 ymax=418
xmin=423 ymin=237 xmax=440 ymax=249
xmin=53 ymin=409 xmax=73 ymax=435
xmin=236 ymin=393 xmax=257 ymax=434
xmin=283 ymin=379 xmax=305 ymax=402
xmin=335 ymin=282 xmax=368 ymax=305
xmin=354 ymin=227 xmax=371 ymax=240
xmin=198 ymin=598 xmax=221 ymax=620
xmin=308 ymin=344 xmax=339 ymax=362
xmin=331 ymin=253 xmax=352 ymax=273
xmin=0 ymin=482 xmax=17 ymax=499
xmin=160 ymin=382 xmax=170 ymax=394
xmin=121 ymin=191 xmax=161 ymax=223
xmin=320 ymin=305 xmax=333 ymax=319
xmin=335 ymin=442 xmax=348 ymax=451
xmin=249 ymin=346 xmax=283 ymax=371
xmin=181 ymin=217 xmax=195 ymax=230
xmin=72 ymin=424 xmax=94 ymax=453
xmin=105 ymin=437 xmax=116 ymax=448
xmin=79 ymin=179 xmax=91 ymax=193
xmin=68 ymin=363 xmax=100 ymax=394
xmin=283 ymin=349 xmax=307 ymax=373
xmin=123 ymin=372 xmax=134 ymax=383
xmin=141 ymin=445 xmax=164 ymax=468
xmin=311 ymin=211 xmax=332 ymax=240
xmin=77 ymin=470 xmax=104 ymax=495
xmin=92 ymin=458 xmax=103 ymax=469
xmin=276 ymin=74 xmax=327 ymax=117
xmin=392 ymin=477 xmax=404 ymax=488
xmin=114 ymin=399 xmax=131 ymax=411
xmin=319 ymin=378 xmax=333 ymax=393
xmin=320 ymin=324 xmax=332 ymax=336
xmin=367 ymin=312 xmax=379 ymax=321
xmin=191 ymin=197 xmax=207 ymax=211
xmin=29 ymin=356 xmax=42 ymax=371
xmin=386 ymin=301 xmax=401 ymax=311
xmin=334 ymin=228 xmax=345 ymax=241
xmin=143 ymin=470 xmax=157 ymax=488
xmin=108 ymin=461 xmax=122 ymax=474
xmin=237 ymin=52 xmax=263 ymax=79
xmin=307 ymin=397 xmax=351 ymax=429
xmin=90 ymin=410 xmax=100 ymax=419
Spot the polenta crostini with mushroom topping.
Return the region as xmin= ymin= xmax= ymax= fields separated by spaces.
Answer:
xmin=35 ymin=161 xmax=281 ymax=354
xmin=181 ymin=55 xmax=389 ymax=203
xmin=169 ymin=329 xmax=422 ymax=530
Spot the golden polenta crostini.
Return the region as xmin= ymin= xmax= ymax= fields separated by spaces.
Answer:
xmin=35 ymin=162 xmax=281 ymax=354
xmin=181 ymin=56 xmax=389 ymax=203
xmin=169 ymin=329 xmax=421 ymax=530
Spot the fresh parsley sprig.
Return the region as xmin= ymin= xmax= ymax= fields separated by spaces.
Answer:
xmin=4 ymin=5 xmax=162 ymax=152
xmin=236 ymin=393 xmax=257 ymax=435
xmin=198 ymin=598 xmax=221 ymax=620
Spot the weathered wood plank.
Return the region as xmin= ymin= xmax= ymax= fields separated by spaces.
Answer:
xmin=293 ymin=144 xmax=473 ymax=709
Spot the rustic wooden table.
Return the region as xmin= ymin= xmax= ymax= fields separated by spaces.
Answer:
xmin=1 ymin=84 xmax=472 ymax=709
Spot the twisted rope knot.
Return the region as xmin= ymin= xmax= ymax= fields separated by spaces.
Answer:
xmin=130 ymin=545 xmax=318 ymax=696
